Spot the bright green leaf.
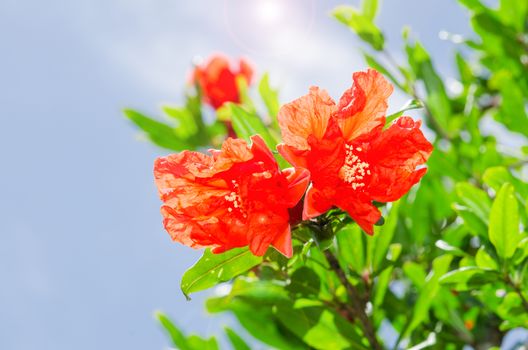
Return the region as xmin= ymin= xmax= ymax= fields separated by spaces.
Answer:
xmin=258 ymin=73 xmax=280 ymax=126
xmin=489 ymin=183 xmax=521 ymax=259
xmin=385 ymin=99 xmax=423 ymax=126
xmin=155 ymin=312 xmax=192 ymax=350
xmin=225 ymin=327 xmax=251 ymax=350
xmin=181 ymin=247 xmax=262 ymax=298
xmin=475 ymin=246 xmax=499 ymax=270
xmin=124 ymin=109 xmax=188 ymax=150
xmin=332 ymin=5 xmax=384 ymax=51
xmin=336 ymin=224 xmax=365 ymax=274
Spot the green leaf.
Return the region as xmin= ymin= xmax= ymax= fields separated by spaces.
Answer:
xmin=124 ymin=109 xmax=188 ymax=150
xmin=439 ymin=266 xmax=500 ymax=291
xmin=440 ymin=266 xmax=487 ymax=284
xmin=181 ymin=247 xmax=262 ymax=298
xmin=155 ymin=312 xmax=192 ymax=350
xmin=367 ymin=201 xmax=401 ymax=272
xmin=207 ymin=293 xmax=305 ymax=349
xmin=336 ymin=224 xmax=365 ymax=274
xmin=258 ymin=73 xmax=280 ymax=127
xmin=489 ymin=183 xmax=521 ymax=259
xmin=405 ymin=41 xmax=452 ymax=134
xmin=458 ymin=0 xmax=486 ymax=11
xmin=405 ymin=254 xmax=453 ymax=337
xmin=373 ymin=266 xmax=393 ymax=308
xmin=513 ymin=237 xmax=528 ymax=265
xmin=224 ymin=327 xmax=251 ymax=350
xmin=361 ymin=0 xmax=379 ymax=21
xmin=385 ymin=99 xmax=423 ymax=126
xmin=226 ymin=104 xmax=278 ymax=145
xmin=274 ymin=305 xmax=368 ymax=350
xmin=435 ymin=240 xmax=467 ymax=257
xmin=455 ymin=182 xmax=491 ymax=224
xmin=362 ymin=52 xmax=406 ymax=91
xmin=403 ymin=262 xmax=427 ymax=288
xmin=162 ymin=105 xmax=199 ymax=139
xmin=332 ymin=5 xmax=384 ymax=51
xmin=187 ymin=336 xmax=219 ymax=350
xmin=475 ymin=246 xmax=499 ymax=270
xmin=286 ymin=267 xmax=321 ymax=298
xmin=483 ymin=166 xmax=528 ymax=201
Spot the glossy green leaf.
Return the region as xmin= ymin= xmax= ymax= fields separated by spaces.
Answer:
xmin=181 ymin=247 xmax=262 ymax=298
xmin=440 ymin=266 xmax=487 ymax=284
xmin=489 ymin=183 xmax=521 ymax=259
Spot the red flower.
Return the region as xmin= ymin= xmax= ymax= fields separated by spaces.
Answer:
xmin=154 ymin=135 xmax=309 ymax=257
xmin=277 ymin=69 xmax=433 ymax=234
xmin=193 ymin=54 xmax=254 ymax=110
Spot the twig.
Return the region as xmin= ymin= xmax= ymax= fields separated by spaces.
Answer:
xmin=506 ymin=276 xmax=528 ymax=312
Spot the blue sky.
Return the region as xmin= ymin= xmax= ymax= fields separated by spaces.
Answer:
xmin=0 ymin=1 xmax=472 ymax=349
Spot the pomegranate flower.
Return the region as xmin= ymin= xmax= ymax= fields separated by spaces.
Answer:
xmin=277 ymin=69 xmax=433 ymax=234
xmin=154 ymin=135 xmax=309 ymax=257
xmin=193 ymin=54 xmax=254 ymax=110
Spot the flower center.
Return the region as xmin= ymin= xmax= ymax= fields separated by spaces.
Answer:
xmin=224 ymin=180 xmax=245 ymax=215
xmin=340 ymin=144 xmax=371 ymax=190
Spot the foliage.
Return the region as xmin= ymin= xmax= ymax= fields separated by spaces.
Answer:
xmin=128 ymin=0 xmax=528 ymax=348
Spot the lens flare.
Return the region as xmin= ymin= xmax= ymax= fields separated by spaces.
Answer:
xmin=223 ymin=0 xmax=315 ymax=57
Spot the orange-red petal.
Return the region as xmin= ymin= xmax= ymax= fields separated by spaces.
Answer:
xmin=277 ymin=144 xmax=309 ymax=168
xmin=335 ymin=196 xmax=381 ymax=235
xmin=282 ymin=167 xmax=310 ymax=207
xmin=336 ymin=69 xmax=393 ymax=142
xmin=303 ymin=186 xmax=334 ymax=220
xmin=278 ymin=86 xmax=336 ymax=150
xmin=271 ymin=226 xmax=293 ymax=258
xmin=366 ymin=117 xmax=433 ymax=202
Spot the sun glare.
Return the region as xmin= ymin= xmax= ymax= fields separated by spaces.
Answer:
xmin=256 ymin=0 xmax=283 ymax=23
